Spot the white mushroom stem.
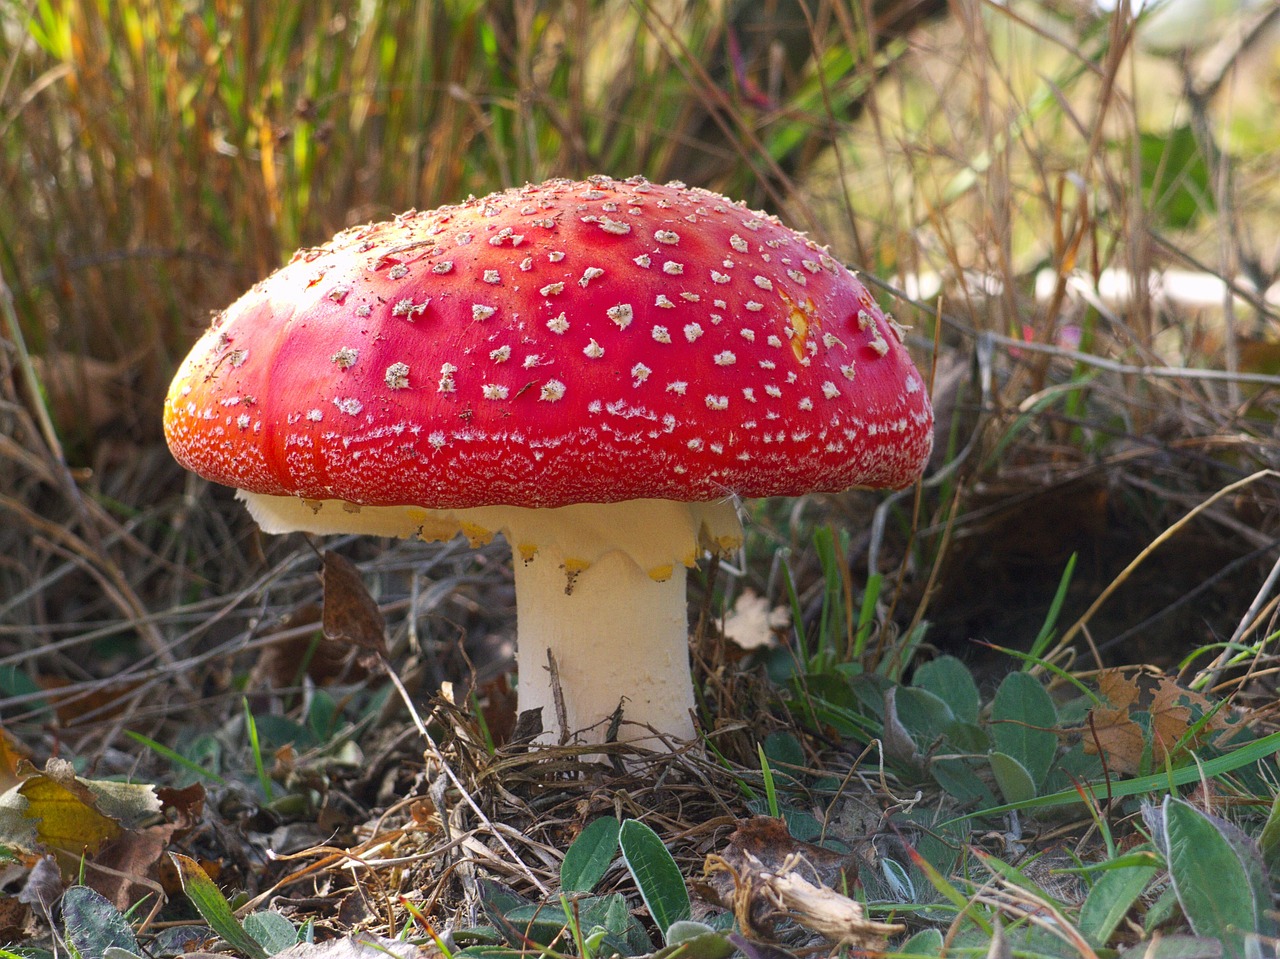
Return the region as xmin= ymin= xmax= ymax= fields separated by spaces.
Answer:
xmin=240 ymin=492 xmax=743 ymax=746
xmin=510 ymin=540 xmax=695 ymax=744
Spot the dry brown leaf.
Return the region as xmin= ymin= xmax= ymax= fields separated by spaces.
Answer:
xmin=323 ymin=552 xmax=389 ymax=658
xmin=702 ymin=817 xmax=895 ymax=950
xmin=1083 ymin=669 xmax=1238 ymax=774
xmin=705 ymin=848 xmax=903 ymax=952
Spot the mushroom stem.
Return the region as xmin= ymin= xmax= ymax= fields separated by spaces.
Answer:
xmin=239 ymin=492 xmax=743 ymax=747
xmin=511 ymin=545 xmax=696 ymax=745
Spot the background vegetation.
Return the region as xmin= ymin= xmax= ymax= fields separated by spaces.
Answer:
xmin=2 ymin=0 xmax=1280 ymax=955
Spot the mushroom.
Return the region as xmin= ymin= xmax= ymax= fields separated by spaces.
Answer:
xmin=163 ymin=176 xmax=933 ymax=747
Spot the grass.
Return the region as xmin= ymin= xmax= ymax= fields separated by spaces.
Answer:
xmin=2 ymin=0 xmax=1280 ymax=955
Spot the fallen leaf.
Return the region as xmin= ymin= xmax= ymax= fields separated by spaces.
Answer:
xmin=706 ymin=847 xmax=903 ymax=951
xmin=274 ymin=933 xmax=439 ymax=959
xmin=1082 ymin=670 xmax=1239 ymax=774
xmin=323 ymin=552 xmax=388 ymax=658
xmin=723 ymin=589 xmax=789 ymax=650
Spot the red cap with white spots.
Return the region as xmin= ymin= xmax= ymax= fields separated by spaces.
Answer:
xmin=164 ymin=176 xmax=933 ymax=509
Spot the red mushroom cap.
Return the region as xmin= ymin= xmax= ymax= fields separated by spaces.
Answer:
xmin=164 ymin=176 xmax=933 ymax=509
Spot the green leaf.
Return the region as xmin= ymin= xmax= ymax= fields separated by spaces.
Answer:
xmin=989 ymin=751 xmax=1038 ymax=805
xmin=1259 ymin=791 xmax=1280 ymax=873
xmin=242 ymin=910 xmax=299 ymax=955
xmin=1140 ymin=125 xmax=1214 ymax=230
xmin=619 ymin=819 xmax=690 ymax=939
xmin=170 ymin=852 xmax=269 ymax=959
xmin=991 ymin=672 xmax=1057 ymax=788
xmin=893 ymin=686 xmax=956 ymax=748
xmin=654 ymin=923 xmax=734 ymax=959
xmin=1163 ymin=797 xmax=1267 ymax=956
xmin=1078 ymin=859 xmax=1158 ymax=947
xmin=62 ymin=885 xmax=140 ymax=959
xmin=899 ymin=928 xmax=945 ymax=955
xmin=913 ymin=656 xmax=981 ymax=723
xmin=561 ymin=817 xmax=620 ymax=893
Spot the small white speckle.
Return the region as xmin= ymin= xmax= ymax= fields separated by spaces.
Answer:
xmin=870 ymin=337 xmax=890 ymax=357
xmin=679 ymin=291 xmax=700 ymax=302
xmin=549 ymin=250 xmax=565 ymax=262
xmin=472 ymin=304 xmax=497 ymax=321
xmin=482 ymin=384 xmax=509 ymax=400
xmin=634 ymin=254 xmax=651 ymax=268
xmin=666 ymin=381 xmax=688 ymax=395
xmin=228 ymin=349 xmax=248 ymax=368
xmin=652 ymin=326 xmax=672 ymax=344
xmin=584 ymin=339 xmax=605 ymax=359
xmin=759 ymin=359 xmax=776 ymax=370
xmin=709 ymin=313 xmax=724 ymax=325
xmin=802 ymin=259 xmax=820 ymax=273
xmin=705 ymin=394 xmax=729 ymax=410
xmin=456 ymin=232 xmax=473 ymax=245
xmin=428 ymin=431 xmax=446 ymax=448
xmin=331 ymin=347 xmax=359 ymax=369
xmin=597 ymin=218 xmax=631 ymax=235
xmin=767 ymin=335 xmax=783 ymax=348
xmin=439 ymin=362 xmax=458 ymax=393
xmin=334 ymin=397 xmax=364 ymax=415
xmin=432 ymin=261 xmax=454 ymax=274
xmin=522 ymin=354 xmax=542 ymax=369
xmin=388 ymin=264 xmax=409 ymax=279
xmin=743 ymin=387 xmax=757 ymax=402
xmin=579 ymin=266 xmax=605 ymax=287
xmin=540 ymin=282 xmax=565 ymax=296
xmin=745 ymin=301 xmax=764 ymax=312
xmin=540 ymin=379 xmax=566 ymax=401
xmin=483 ymin=269 xmax=501 ymax=284
xmin=743 ymin=218 xmax=762 ymax=231
xmin=547 ymin=313 xmax=569 ymax=334
xmin=490 ymin=345 xmax=512 ymax=363
xmin=688 ymin=438 xmax=704 ymax=451
xmin=519 ymin=257 xmax=533 ymax=271
xmin=684 ymin=323 xmax=703 ymax=342
xmin=385 ymin=362 xmax=410 ymax=389
xmin=765 ymin=385 xmax=783 ymax=398
xmin=236 ymin=413 xmax=251 ymax=429
xmin=392 ymin=298 xmax=428 ymax=319
xmin=655 ymin=294 xmax=675 ymax=309
xmin=905 ymin=375 xmax=921 ymax=394
xmin=306 ymin=408 xmax=323 ymax=422
xmin=787 ymin=269 xmax=806 ymax=285
xmin=713 ymin=351 xmax=736 ymax=366
xmin=327 ymin=285 xmax=350 ymax=302
xmin=711 ymin=271 xmax=730 ymax=284
xmin=753 ymin=275 xmax=773 ymax=291
xmin=858 ymin=310 xmax=874 ymax=330
xmin=607 ymin=304 xmax=634 ymax=329
xmin=822 ymin=381 xmax=840 ymax=399
xmin=588 ymin=400 xmax=603 ymax=413
xmin=740 ymin=328 xmax=756 ymax=342
xmin=655 ymin=229 xmax=680 ymax=245
xmin=662 ymin=261 xmax=683 ymax=275
xmin=823 ymin=333 xmax=842 ymax=349
xmin=356 ymin=304 xmax=372 ymax=317
xmin=631 ymin=363 xmax=651 ymax=385
xmin=729 ymin=234 xmax=748 ymax=253
xmin=798 ymin=397 xmax=814 ymax=411
xmin=841 ymin=363 xmax=857 ymax=380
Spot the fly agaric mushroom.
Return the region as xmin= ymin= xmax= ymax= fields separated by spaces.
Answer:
xmin=164 ymin=176 xmax=933 ymax=747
